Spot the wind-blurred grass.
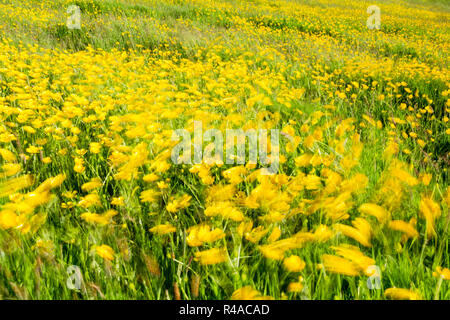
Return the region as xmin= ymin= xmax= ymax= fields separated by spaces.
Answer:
xmin=0 ymin=0 xmax=448 ymax=300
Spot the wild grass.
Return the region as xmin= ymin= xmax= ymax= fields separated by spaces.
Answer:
xmin=0 ymin=0 xmax=448 ymax=300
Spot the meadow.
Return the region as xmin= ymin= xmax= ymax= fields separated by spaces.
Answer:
xmin=0 ymin=0 xmax=449 ymax=300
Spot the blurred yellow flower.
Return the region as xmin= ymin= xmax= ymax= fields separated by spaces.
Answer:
xmin=95 ymin=244 xmax=115 ymax=261
xmin=433 ymin=267 xmax=450 ymax=280
xmin=283 ymin=255 xmax=306 ymax=272
xmin=231 ymin=286 xmax=273 ymax=300
xmin=149 ymin=224 xmax=176 ymax=235
xmin=384 ymin=288 xmax=422 ymax=300
xmin=194 ymin=247 xmax=227 ymax=265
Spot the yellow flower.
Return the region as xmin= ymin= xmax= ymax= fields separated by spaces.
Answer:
xmin=95 ymin=244 xmax=115 ymax=261
xmin=143 ymin=173 xmax=159 ymax=182
xmin=63 ymin=191 xmax=77 ymax=199
xmin=140 ymin=189 xmax=160 ymax=203
xmin=0 ymin=209 xmax=24 ymax=229
xmin=231 ymin=286 xmax=273 ymax=300
xmin=244 ymin=226 xmax=269 ymax=244
xmin=391 ymin=168 xmax=418 ymax=186
xmin=321 ymin=254 xmax=360 ymax=276
xmin=222 ymin=166 xmax=247 ymax=185
xmin=89 ymin=142 xmax=102 ymax=154
xmin=294 ymin=153 xmax=312 ymax=167
xmin=334 ymin=218 xmax=372 ymax=247
xmin=388 ymin=220 xmax=419 ymax=239
xmin=313 ymin=225 xmax=335 ymax=242
xmin=384 ymin=288 xmax=422 ymax=300
xmin=0 ymin=175 xmax=34 ymax=197
xmin=73 ymin=157 xmax=85 ymax=173
xmin=34 ymin=174 xmax=66 ymax=193
xmin=204 ymin=202 xmax=245 ymax=221
xmin=419 ymin=197 xmax=441 ymax=238
xmin=331 ymin=244 xmax=375 ymax=275
xmin=206 ymin=184 xmax=236 ymax=203
xmin=1 ymin=163 xmax=21 ymax=176
xmin=433 ymin=267 xmax=450 ymax=280
xmin=287 ymin=281 xmax=303 ymax=293
xmin=267 ymin=227 xmax=282 ymax=242
xmin=81 ymin=178 xmax=102 ymax=191
xmin=157 ymin=181 xmax=169 ymax=189
xmin=166 ymin=194 xmax=192 ymax=213
xmin=78 ymin=193 xmax=101 ymax=208
xmin=149 ymin=223 xmax=176 ymax=235
xmin=259 ymin=238 xmax=301 ymax=260
xmin=420 ymin=173 xmax=432 ymax=186
xmin=111 ymin=196 xmax=124 ymax=206
xmin=81 ymin=210 xmax=117 ymax=226
xmin=194 ymin=247 xmax=227 ymax=265
xmin=283 ymin=255 xmax=306 ymax=272
xmin=237 ymin=220 xmax=253 ymax=237
xmin=186 ymin=224 xmax=225 ymax=247
xmin=0 ymin=148 xmax=16 ymax=162
xmin=358 ymin=203 xmax=390 ymax=223
xmin=304 ymin=174 xmax=322 ymax=190
xmin=26 ymin=145 xmax=41 ymax=154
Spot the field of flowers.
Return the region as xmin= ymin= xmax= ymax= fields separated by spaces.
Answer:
xmin=0 ymin=0 xmax=449 ymax=300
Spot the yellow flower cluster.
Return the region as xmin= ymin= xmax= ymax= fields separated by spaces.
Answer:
xmin=0 ymin=0 xmax=448 ymax=300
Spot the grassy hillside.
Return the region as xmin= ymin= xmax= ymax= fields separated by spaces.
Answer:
xmin=0 ymin=0 xmax=449 ymax=300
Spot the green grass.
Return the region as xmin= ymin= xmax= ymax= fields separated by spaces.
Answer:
xmin=0 ymin=0 xmax=449 ymax=300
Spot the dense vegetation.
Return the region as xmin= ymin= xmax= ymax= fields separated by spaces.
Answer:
xmin=0 ymin=0 xmax=448 ymax=300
